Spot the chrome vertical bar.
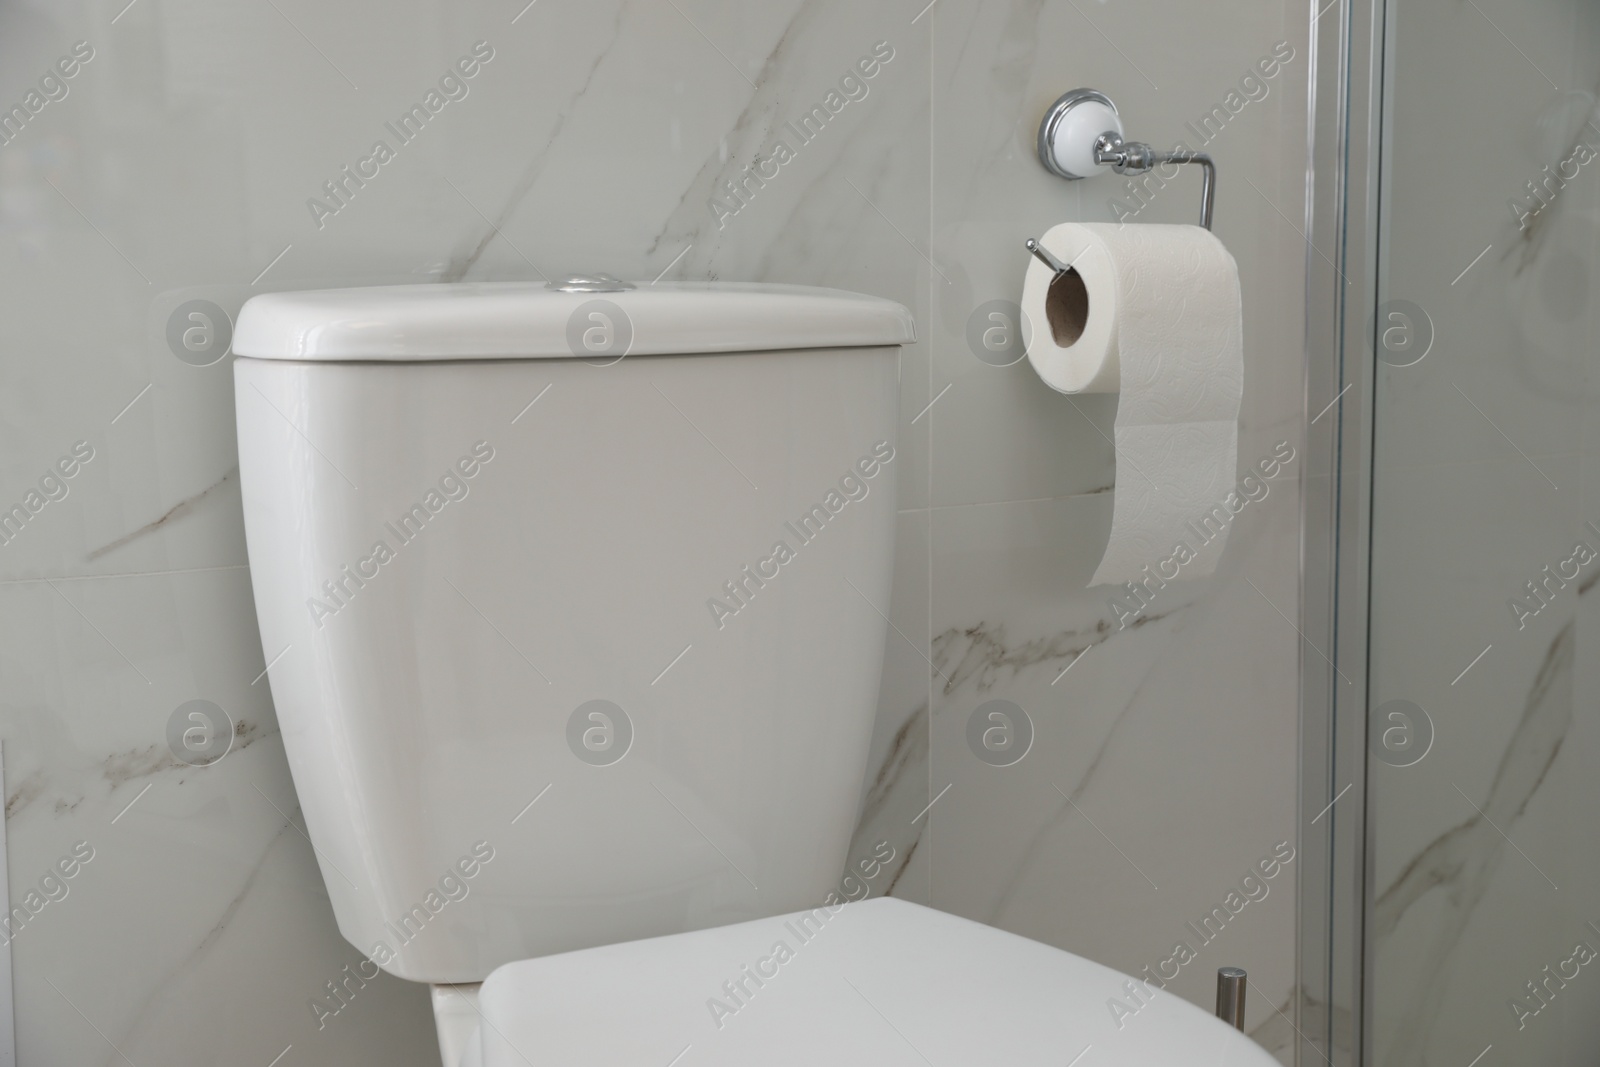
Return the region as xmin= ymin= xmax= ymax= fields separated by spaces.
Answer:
xmin=1216 ymin=967 xmax=1246 ymax=1031
xmin=0 ymin=742 xmax=15 ymax=1067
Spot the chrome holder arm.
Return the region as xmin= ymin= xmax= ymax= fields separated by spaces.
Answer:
xmin=1025 ymin=238 xmax=1070 ymax=274
xmin=1093 ymin=133 xmax=1215 ymax=230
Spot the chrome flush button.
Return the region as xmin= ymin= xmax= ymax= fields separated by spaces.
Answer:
xmin=546 ymin=273 xmax=636 ymax=292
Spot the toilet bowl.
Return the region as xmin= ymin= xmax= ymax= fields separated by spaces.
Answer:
xmin=231 ymin=280 xmax=1272 ymax=1065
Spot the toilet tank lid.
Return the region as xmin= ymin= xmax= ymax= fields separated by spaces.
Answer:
xmin=232 ymin=281 xmax=916 ymax=361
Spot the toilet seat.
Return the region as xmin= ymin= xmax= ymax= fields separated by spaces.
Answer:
xmin=469 ymin=898 xmax=1279 ymax=1066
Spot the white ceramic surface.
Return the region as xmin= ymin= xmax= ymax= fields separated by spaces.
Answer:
xmin=233 ymin=282 xmax=917 ymax=360
xmin=477 ymin=898 xmax=1282 ymax=1067
xmin=1043 ymin=95 xmax=1124 ymax=180
xmin=430 ymin=984 xmax=482 ymax=1067
xmin=234 ymin=327 xmax=901 ymax=983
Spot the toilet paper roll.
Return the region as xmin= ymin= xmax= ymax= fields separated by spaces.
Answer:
xmin=1022 ymin=223 xmax=1243 ymax=587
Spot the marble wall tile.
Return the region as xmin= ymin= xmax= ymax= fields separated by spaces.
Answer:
xmin=845 ymin=0 xmax=1310 ymax=1058
xmin=919 ymin=478 xmax=1299 ymax=1054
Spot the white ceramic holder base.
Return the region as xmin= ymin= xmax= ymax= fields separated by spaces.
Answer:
xmin=1035 ymin=88 xmax=1124 ymax=180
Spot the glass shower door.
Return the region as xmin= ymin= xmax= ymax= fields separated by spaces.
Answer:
xmin=1366 ymin=0 xmax=1600 ymax=1063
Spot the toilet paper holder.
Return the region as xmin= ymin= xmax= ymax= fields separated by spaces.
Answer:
xmin=1025 ymin=88 xmax=1216 ymax=273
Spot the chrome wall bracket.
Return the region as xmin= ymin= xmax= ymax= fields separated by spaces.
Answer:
xmin=1026 ymin=88 xmax=1216 ymax=274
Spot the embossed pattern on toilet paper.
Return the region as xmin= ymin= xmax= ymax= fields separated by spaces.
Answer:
xmin=1091 ymin=224 xmax=1242 ymax=586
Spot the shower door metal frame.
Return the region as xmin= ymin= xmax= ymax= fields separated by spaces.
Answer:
xmin=1299 ymin=0 xmax=1388 ymax=1064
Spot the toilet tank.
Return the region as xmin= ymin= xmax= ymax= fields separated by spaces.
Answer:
xmin=231 ymin=282 xmax=914 ymax=984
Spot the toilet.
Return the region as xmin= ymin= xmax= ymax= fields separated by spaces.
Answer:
xmin=231 ymin=280 xmax=1276 ymax=1066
